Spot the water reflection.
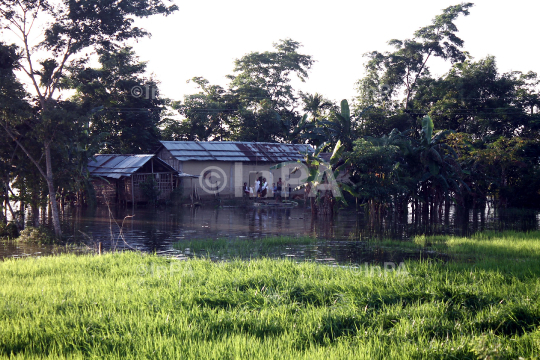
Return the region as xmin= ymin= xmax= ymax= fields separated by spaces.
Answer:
xmin=1 ymin=205 xmax=539 ymax=264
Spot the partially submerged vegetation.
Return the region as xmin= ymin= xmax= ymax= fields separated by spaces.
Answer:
xmin=173 ymin=236 xmax=318 ymax=259
xmin=14 ymin=226 xmax=59 ymax=245
xmin=1 ymin=231 xmax=540 ymax=359
xmin=413 ymin=230 xmax=540 ymax=258
xmin=0 ymin=222 xmax=18 ymax=239
xmin=0 ymin=226 xmax=63 ymax=246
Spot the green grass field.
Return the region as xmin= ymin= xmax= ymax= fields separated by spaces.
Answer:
xmin=1 ymin=231 xmax=540 ymax=359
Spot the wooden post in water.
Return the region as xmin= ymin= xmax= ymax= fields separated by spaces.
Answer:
xmin=98 ymin=242 xmax=102 ymax=255
xmin=131 ymin=176 xmax=135 ymax=214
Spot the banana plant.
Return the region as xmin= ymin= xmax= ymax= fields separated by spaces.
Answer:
xmin=412 ymin=116 xmax=469 ymax=205
xmin=271 ymin=140 xmax=351 ymax=216
xmin=319 ymin=99 xmax=353 ymax=150
xmin=278 ymin=113 xmax=316 ymax=143
xmin=319 ymin=100 xmax=374 ymax=151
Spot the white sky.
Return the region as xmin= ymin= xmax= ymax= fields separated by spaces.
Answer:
xmin=128 ymin=0 xmax=540 ymax=104
xmin=2 ymin=0 xmax=538 ymax=104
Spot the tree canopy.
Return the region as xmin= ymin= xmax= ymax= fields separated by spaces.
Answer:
xmin=0 ymin=0 xmax=178 ymax=236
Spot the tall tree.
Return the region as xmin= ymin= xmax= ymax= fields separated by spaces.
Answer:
xmin=414 ymin=56 xmax=540 ymax=138
xmin=0 ymin=42 xmax=29 ymax=227
xmin=358 ymin=3 xmax=473 ymax=110
xmin=228 ymin=39 xmax=314 ymax=142
xmin=168 ymin=77 xmax=237 ymax=141
xmin=0 ymin=0 xmax=177 ymax=237
xmin=65 ymin=47 xmax=164 ymax=153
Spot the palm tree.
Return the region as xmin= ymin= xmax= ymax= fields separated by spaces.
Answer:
xmin=279 ymin=113 xmax=311 ymax=144
xmin=300 ymin=92 xmax=334 ymax=121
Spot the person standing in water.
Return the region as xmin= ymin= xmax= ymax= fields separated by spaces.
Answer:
xmin=243 ymin=182 xmax=250 ymax=199
xmin=255 ymin=178 xmax=261 ymax=198
xmin=276 ymin=178 xmax=282 ymax=202
xmin=261 ymin=178 xmax=268 ymax=198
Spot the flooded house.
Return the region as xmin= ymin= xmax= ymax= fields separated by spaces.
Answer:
xmin=88 ymin=154 xmax=195 ymax=204
xmin=155 ymin=141 xmax=314 ymax=198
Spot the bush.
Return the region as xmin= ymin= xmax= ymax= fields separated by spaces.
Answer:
xmin=17 ymin=226 xmax=57 ymax=244
xmin=0 ymin=222 xmax=19 ymax=239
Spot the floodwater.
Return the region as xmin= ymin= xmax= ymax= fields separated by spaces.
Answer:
xmin=1 ymin=204 xmax=539 ymax=264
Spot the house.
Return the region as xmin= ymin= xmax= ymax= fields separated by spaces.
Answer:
xmin=88 ymin=154 xmax=196 ymax=204
xmin=155 ymin=141 xmax=314 ymax=198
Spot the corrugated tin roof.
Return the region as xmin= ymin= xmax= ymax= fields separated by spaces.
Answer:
xmin=88 ymin=154 xmax=198 ymax=179
xmin=88 ymin=155 xmax=154 ymax=179
xmin=159 ymin=141 xmax=313 ymax=162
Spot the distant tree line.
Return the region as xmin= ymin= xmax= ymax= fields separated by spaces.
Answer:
xmin=1 ymin=2 xmax=539 ymax=237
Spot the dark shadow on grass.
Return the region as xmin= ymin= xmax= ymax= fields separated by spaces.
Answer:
xmin=476 ymin=306 xmax=540 ymax=336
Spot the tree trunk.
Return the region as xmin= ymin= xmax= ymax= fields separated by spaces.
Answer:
xmin=2 ymin=125 xmax=61 ymax=236
xmin=20 ymin=182 xmax=25 ymax=230
xmin=5 ymin=191 xmax=19 ymax=230
xmin=60 ymin=188 xmax=64 ymax=213
xmin=31 ymin=190 xmax=40 ymax=227
xmin=4 ymin=180 xmax=20 ymax=230
xmin=44 ymin=143 xmax=62 ymax=237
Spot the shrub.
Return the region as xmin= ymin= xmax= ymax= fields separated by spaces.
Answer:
xmin=0 ymin=222 xmax=19 ymax=239
xmin=17 ymin=226 xmax=57 ymax=244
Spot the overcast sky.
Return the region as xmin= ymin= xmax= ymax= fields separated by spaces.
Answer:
xmin=127 ymin=0 xmax=540 ymax=104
